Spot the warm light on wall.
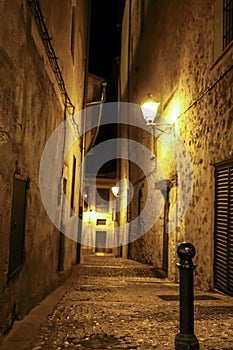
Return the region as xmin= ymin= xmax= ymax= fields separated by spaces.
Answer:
xmin=169 ymin=101 xmax=180 ymax=124
xmin=85 ymin=209 xmax=96 ymax=223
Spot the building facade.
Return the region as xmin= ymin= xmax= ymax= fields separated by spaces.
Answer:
xmin=82 ymin=176 xmax=119 ymax=260
xmin=120 ymin=0 xmax=233 ymax=294
xmin=0 ymin=0 xmax=89 ymax=335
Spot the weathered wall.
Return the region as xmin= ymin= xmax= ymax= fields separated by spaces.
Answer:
xmin=0 ymin=0 xmax=88 ymax=335
xmin=121 ymin=0 xmax=233 ymax=290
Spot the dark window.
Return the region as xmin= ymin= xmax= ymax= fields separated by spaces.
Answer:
xmin=96 ymin=219 xmax=107 ymax=225
xmin=70 ymin=156 xmax=76 ymax=215
xmin=70 ymin=5 xmax=76 ymax=60
xmin=127 ymin=188 xmax=131 ymax=223
xmin=137 ymin=188 xmax=143 ymax=232
xmin=63 ymin=177 xmax=67 ymax=196
xmin=8 ymin=176 xmax=29 ymax=279
xmin=84 ymin=186 xmax=89 ymax=211
xmin=223 ymin=0 xmax=233 ymax=49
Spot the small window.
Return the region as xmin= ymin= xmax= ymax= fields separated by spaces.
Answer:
xmin=70 ymin=5 xmax=76 ymax=60
xmin=96 ymin=219 xmax=107 ymax=225
xmin=84 ymin=186 xmax=89 ymax=211
xmin=223 ymin=0 xmax=233 ymax=49
xmin=70 ymin=156 xmax=76 ymax=215
xmin=137 ymin=188 xmax=143 ymax=232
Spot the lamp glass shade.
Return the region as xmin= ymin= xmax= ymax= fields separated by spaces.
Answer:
xmin=111 ymin=186 xmax=119 ymax=197
xmin=141 ymin=100 xmax=160 ymax=122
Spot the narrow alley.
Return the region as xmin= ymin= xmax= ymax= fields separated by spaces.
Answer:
xmin=1 ymin=1 xmax=233 ymax=348
xmin=0 ymin=255 xmax=233 ymax=350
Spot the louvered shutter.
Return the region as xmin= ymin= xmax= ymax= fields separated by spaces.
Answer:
xmin=214 ymin=163 xmax=233 ymax=295
xmin=229 ymin=166 xmax=233 ymax=291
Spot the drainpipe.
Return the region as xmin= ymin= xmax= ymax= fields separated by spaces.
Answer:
xmin=126 ymin=0 xmax=132 ymax=259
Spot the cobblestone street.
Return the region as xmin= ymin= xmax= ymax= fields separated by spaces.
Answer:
xmin=1 ymin=255 xmax=233 ymax=350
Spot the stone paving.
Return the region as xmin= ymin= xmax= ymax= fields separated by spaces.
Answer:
xmin=1 ymin=255 xmax=233 ymax=350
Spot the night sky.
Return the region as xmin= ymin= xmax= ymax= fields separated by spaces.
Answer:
xmin=88 ymin=0 xmax=124 ymax=175
xmin=89 ymin=0 xmax=123 ymax=101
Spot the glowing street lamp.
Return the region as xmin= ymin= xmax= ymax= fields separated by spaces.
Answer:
xmin=111 ymin=185 xmax=119 ymax=198
xmin=141 ymin=94 xmax=174 ymax=133
xmin=141 ymin=94 xmax=160 ymax=124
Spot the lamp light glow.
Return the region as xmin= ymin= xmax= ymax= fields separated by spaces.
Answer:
xmin=141 ymin=94 xmax=160 ymax=123
xmin=141 ymin=100 xmax=160 ymax=123
xmin=140 ymin=94 xmax=174 ymax=134
xmin=111 ymin=185 xmax=119 ymax=197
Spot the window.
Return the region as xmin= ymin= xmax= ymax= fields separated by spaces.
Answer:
xmin=213 ymin=0 xmax=233 ymax=60
xmin=96 ymin=219 xmax=107 ymax=225
xmin=214 ymin=161 xmax=233 ymax=296
xmin=8 ymin=175 xmax=29 ymax=279
xmin=70 ymin=156 xmax=76 ymax=215
xmin=84 ymin=186 xmax=89 ymax=211
xmin=223 ymin=0 xmax=233 ymax=49
xmin=137 ymin=188 xmax=143 ymax=232
xmin=70 ymin=5 xmax=76 ymax=60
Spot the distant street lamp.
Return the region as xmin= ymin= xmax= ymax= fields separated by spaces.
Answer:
xmin=111 ymin=185 xmax=119 ymax=198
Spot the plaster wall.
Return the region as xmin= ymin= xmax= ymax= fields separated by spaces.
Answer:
xmin=0 ymin=0 xmax=88 ymax=334
xmin=121 ymin=0 xmax=233 ymax=290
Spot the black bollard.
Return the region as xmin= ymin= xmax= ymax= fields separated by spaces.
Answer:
xmin=175 ymin=242 xmax=199 ymax=350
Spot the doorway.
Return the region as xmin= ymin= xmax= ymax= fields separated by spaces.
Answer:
xmin=95 ymin=231 xmax=107 ymax=253
xmin=162 ymin=187 xmax=170 ymax=273
xmin=8 ymin=175 xmax=29 ymax=279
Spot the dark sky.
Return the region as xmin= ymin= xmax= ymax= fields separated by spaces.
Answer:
xmin=89 ymin=0 xmax=123 ymax=98
xmin=87 ymin=0 xmax=124 ymax=175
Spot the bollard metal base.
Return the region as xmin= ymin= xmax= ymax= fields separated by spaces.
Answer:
xmin=175 ymin=333 xmax=200 ymax=350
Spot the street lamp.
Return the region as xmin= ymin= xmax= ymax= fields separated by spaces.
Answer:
xmin=140 ymin=94 xmax=174 ymax=133
xmin=111 ymin=185 xmax=119 ymax=198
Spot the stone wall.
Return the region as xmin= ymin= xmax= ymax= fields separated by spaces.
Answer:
xmin=0 ymin=0 xmax=88 ymax=334
xmin=120 ymin=0 xmax=233 ymax=290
